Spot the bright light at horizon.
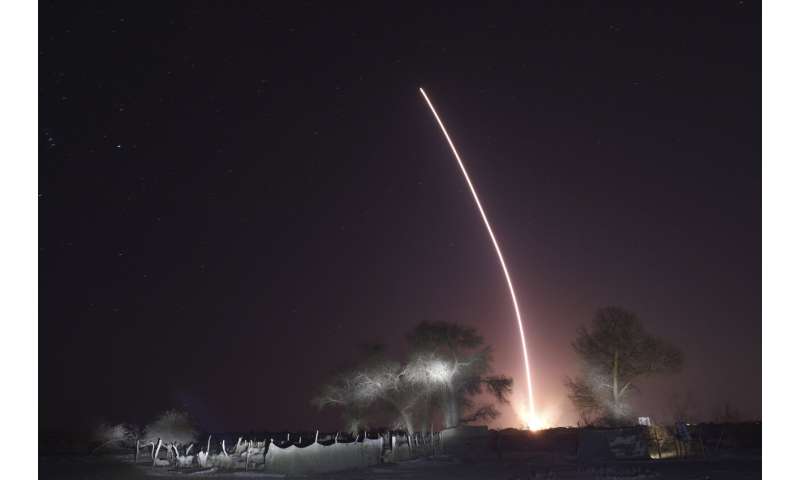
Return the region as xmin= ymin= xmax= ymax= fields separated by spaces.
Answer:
xmin=516 ymin=402 xmax=557 ymax=431
xmin=419 ymin=87 xmax=537 ymax=430
xmin=525 ymin=411 xmax=547 ymax=431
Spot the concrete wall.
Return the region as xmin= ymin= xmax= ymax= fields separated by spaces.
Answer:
xmin=440 ymin=425 xmax=490 ymax=458
xmin=264 ymin=437 xmax=383 ymax=474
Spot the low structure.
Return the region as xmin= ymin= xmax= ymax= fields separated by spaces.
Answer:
xmin=264 ymin=434 xmax=383 ymax=474
xmin=577 ymin=427 xmax=650 ymax=462
xmin=440 ymin=425 xmax=491 ymax=458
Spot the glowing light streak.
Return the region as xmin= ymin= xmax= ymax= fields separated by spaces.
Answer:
xmin=419 ymin=87 xmax=536 ymax=429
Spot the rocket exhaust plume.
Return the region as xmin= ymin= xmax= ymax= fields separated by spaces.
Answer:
xmin=419 ymin=87 xmax=537 ymax=429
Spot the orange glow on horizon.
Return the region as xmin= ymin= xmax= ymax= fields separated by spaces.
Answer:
xmin=517 ymin=402 xmax=557 ymax=431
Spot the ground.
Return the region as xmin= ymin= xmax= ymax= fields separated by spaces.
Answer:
xmin=39 ymin=452 xmax=761 ymax=479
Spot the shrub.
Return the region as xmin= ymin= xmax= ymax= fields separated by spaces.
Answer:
xmin=90 ymin=423 xmax=137 ymax=453
xmin=142 ymin=410 xmax=198 ymax=445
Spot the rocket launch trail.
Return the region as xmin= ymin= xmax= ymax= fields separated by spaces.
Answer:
xmin=419 ymin=87 xmax=537 ymax=429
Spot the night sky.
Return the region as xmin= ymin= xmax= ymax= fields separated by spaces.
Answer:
xmin=40 ymin=1 xmax=760 ymax=433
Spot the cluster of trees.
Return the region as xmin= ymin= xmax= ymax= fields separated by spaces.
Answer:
xmin=91 ymin=308 xmax=685 ymax=444
xmin=91 ymin=410 xmax=198 ymax=453
xmin=313 ymin=321 xmax=512 ymax=434
xmin=565 ymin=306 xmax=684 ymax=427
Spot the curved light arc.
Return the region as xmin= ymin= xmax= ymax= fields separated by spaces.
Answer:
xmin=419 ymin=87 xmax=535 ymax=427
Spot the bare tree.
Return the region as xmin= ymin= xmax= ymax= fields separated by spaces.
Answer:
xmin=313 ymin=346 xmax=427 ymax=433
xmin=565 ymin=306 xmax=683 ymax=426
xmin=564 ymin=375 xmax=602 ymax=425
xmin=352 ymin=360 xmax=424 ymax=433
xmin=90 ymin=422 xmax=138 ymax=454
xmin=313 ymin=369 xmax=371 ymax=434
xmin=406 ymin=321 xmax=513 ymax=428
xmin=142 ymin=410 xmax=198 ymax=445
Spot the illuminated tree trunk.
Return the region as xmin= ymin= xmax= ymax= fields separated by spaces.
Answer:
xmin=419 ymin=400 xmax=431 ymax=434
xmin=400 ymin=410 xmax=415 ymax=435
xmin=443 ymin=384 xmax=460 ymax=428
xmin=612 ymin=350 xmax=619 ymax=408
xmin=152 ymin=439 xmax=163 ymax=466
xmin=610 ymin=350 xmax=629 ymax=423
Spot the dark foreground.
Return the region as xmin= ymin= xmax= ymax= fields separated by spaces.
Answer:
xmin=40 ymin=452 xmax=761 ymax=479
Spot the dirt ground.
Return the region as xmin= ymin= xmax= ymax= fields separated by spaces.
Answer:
xmin=39 ymin=452 xmax=761 ymax=480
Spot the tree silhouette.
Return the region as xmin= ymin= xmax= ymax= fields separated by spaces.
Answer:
xmin=313 ymin=322 xmax=512 ymax=432
xmin=406 ymin=321 xmax=512 ymax=428
xmin=565 ymin=306 xmax=683 ymax=426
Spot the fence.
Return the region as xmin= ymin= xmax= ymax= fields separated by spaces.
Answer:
xmin=386 ymin=431 xmax=442 ymax=462
xmin=265 ymin=433 xmax=383 ymax=474
xmin=134 ymin=430 xmax=443 ymax=474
